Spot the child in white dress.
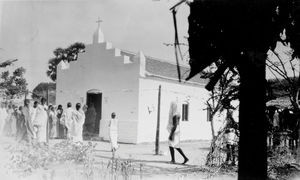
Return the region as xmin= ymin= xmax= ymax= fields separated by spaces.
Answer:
xmin=109 ymin=112 xmax=119 ymax=152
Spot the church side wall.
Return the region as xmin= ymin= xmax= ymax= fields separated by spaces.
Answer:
xmin=56 ymin=43 xmax=140 ymax=143
xmin=137 ymin=78 xmax=211 ymax=143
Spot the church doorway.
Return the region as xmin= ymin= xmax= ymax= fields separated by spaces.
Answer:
xmin=85 ymin=89 xmax=102 ymax=136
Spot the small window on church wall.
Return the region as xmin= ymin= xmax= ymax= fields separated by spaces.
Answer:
xmin=182 ymin=103 xmax=189 ymax=121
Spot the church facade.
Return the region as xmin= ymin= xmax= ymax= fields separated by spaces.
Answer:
xmin=56 ymin=25 xmax=211 ymax=143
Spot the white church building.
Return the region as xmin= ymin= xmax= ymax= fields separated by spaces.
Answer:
xmin=56 ymin=23 xmax=212 ymax=143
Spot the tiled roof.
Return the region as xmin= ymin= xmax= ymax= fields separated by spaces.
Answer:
xmin=120 ymin=50 xmax=207 ymax=85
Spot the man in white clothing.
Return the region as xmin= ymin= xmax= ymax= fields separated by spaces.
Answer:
xmin=0 ymin=103 xmax=8 ymax=136
xmin=64 ymin=102 xmax=75 ymax=140
xmin=109 ymin=112 xmax=119 ymax=152
xmin=72 ymin=103 xmax=85 ymax=142
xmin=167 ymin=100 xmax=189 ymax=164
xmin=31 ymin=101 xmax=38 ymax=139
xmin=33 ymin=98 xmax=48 ymax=144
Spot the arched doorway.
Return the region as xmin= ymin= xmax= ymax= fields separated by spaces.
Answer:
xmin=85 ymin=89 xmax=102 ymax=135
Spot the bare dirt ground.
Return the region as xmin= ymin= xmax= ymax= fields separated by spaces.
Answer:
xmin=0 ymin=137 xmax=237 ymax=180
xmin=91 ymin=140 xmax=235 ymax=179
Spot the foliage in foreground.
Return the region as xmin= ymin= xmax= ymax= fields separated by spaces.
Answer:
xmin=268 ymin=146 xmax=300 ymax=180
xmin=8 ymin=139 xmax=300 ymax=180
xmin=7 ymin=140 xmax=95 ymax=176
xmin=6 ymin=140 xmax=139 ymax=180
xmin=206 ymin=137 xmax=300 ymax=180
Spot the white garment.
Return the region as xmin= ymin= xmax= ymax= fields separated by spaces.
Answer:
xmin=225 ymin=129 xmax=239 ymax=145
xmin=64 ymin=107 xmax=75 ymax=130
xmin=167 ymin=101 xmax=181 ymax=148
xmin=49 ymin=111 xmax=58 ymax=138
xmin=0 ymin=108 xmax=8 ymax=135
xmin=30 ymin=107 xmax=37 ymax=124
xmin=109 ymin=118 xmax=118 ymax=149
xmin=71 ymin=110 xmax=85 ymax=142
xmin=33 ymin=104 xmax=48 ymax=142
xmin=10 ymin=110 xmax=17 ymax=136
xmin=30 ymin=108 xmax=37 ymax=139
xmin=167 ymin=101 xmax=178 ymax=132
xmin=169 ymin=131 xmax=180 ymax=148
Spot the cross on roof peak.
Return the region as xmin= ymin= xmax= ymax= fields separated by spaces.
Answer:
xmin=96 ymin=17 xmax=103 ymax=26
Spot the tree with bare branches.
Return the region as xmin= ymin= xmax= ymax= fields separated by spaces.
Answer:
xmin=266 ymin=42 xmax=300 ymax=110
xmin=202 ymin=62 xmax=239 ymax=166
xmin=185 ymin=0 xmax=299 ymax=179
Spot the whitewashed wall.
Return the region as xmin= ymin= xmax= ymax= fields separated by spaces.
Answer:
xmin=137 ymin=78 xmax=211 ymax=143
xmin=57 ymin=42 xmax=213 ymax=144
xmin=56 ymin=42 xmax=140 ymax=143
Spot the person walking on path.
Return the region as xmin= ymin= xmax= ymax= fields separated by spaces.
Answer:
xmin=109 ymin=112 xmax=119 ymax=152
xmin=167 ymin=100 xmax=189 ymax=165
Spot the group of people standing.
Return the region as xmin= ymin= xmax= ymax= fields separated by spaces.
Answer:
xmin=0 ymin=99 xmax=36 ymax=142
xmin=0 ymin=98 xmax=120 ymax=153
xmin=0 ymin=97 xmax=191 ymax=165
xmin=0 ymin=98 xmax=87 ymax=144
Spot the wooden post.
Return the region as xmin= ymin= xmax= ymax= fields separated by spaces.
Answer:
xmin=46 ymin=83 xmax=49 ymax=143
xmin=47 ymin=82 xmax=49 ymax=106
xmin=155 ymin=85 xmax=161 ymax=155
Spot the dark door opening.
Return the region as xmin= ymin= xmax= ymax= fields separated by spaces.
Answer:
xmin=85 ymin=91 xmax=102 ymax=135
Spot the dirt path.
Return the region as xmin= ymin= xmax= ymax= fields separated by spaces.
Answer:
xmin=90 ymin=140 xmax=237 ymax=179
xmin=0 ymin=137 xmax=237 ymax=180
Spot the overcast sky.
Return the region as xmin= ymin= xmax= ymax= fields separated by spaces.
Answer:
xmin=0 ymin=0 xmax=190 ymax=90
xmin=0 ymin=0 xmax=297 ymax=92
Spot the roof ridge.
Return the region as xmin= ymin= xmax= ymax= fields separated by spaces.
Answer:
xmin=120 ymin=49 xmax=189 ymax=68
xmin=145 ymin=55 xmax=189 ymax=68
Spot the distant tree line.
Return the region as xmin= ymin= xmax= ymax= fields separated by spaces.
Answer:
xmin=32 ymin=82 xmax=56 ymax=105
xmin=47 ymin=42 xmax=85 ymax=82
xmin=0 ymin=67 xmax=27 ymax=100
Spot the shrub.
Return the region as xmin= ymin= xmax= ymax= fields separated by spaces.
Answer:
xmin=7 ymin=140 xmax=96 ymax=176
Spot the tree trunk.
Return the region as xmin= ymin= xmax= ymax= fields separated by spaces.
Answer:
xmin=208 ymin=107 xmax=216 ymax=139
xmin=238 ymin=51 xmax=267 ymax=180
xmin=210 ymin=118 xmax=216 ymax=139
